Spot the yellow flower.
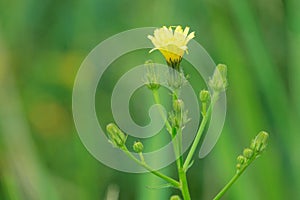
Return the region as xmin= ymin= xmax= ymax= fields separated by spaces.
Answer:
xmin=148 ymin=26 xmax=195 ymax=69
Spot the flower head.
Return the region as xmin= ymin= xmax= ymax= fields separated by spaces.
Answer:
xmin=148 ymin=26 xmax=195 ymax=70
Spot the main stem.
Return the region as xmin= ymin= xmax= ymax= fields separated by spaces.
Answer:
xmin=178 ymin=165 xmax=191 ymax=200
xmin=171 ymin=127 xmax=191 ymax=199
xmin=173 ymin=92 xmax=191 ymax=200
xmin=152 ymin=88 xmax=192 ymax=199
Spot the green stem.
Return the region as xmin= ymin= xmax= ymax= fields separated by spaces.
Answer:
xmin=213 ymin=156 xmax=256 ymax=200
xmin=171 ymin=92 xmax=191 ymax=200
xmin=152 ymin=87 xmax=191 ymax=199
xmin=171 ymin=122 xmax=190 ymax=199
xmin=178 ymin=168 xmax=191 ymax=200
xmin=183 ymin=93 xmax=218 ymax=170
xmin=173 ymin=131 xmax=191 ymax=200
xmin=172 ymin=126 xmax=190 ymax=199
xmin=213 ymin=173 xmax=240 ymax=200
xmin=122 ymin=147 xmax=180 ymax=188
xmin=139 ymin=152 xmax=145 ymax=163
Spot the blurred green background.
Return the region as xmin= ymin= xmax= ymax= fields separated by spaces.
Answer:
xmin=0 ymin=0 xmax=299 ymax=199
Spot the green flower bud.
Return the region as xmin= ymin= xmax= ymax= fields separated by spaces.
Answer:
xmin=133 ymin=141 xmax=144 ymax=153
xmin=209 ymin=64 xmax=228 ymax=92
xmin=106 ymin=123 xmax=127 ymax=148
xmin=199 ymin=90 xmax=210 ymax=102
xmin=237 ymin=155 xmax=245 ymax=164
xmin=173 ymin=99 xmax=184 ymax=113
xmin=199 ymin=89 xmax=210 ymax=116
xmin=236 ymin=163 xmax=241 ymax=170
xmin=243 ymin=148 xmax=254 ymax=159
xmin=252 ymin=131 xmax=269 ymax=152
xmin=216 ymin=64 xmax=227 ymax=80
xmin=250 ymin=139 xmax=255 ymax=150
xmin=170 ymin=195 xmax=181 ymax=200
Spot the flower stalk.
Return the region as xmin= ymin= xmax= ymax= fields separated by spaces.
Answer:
xmin=183 ymin=92 xmax=218 ymax=170
xmin=122 ymin=145 xmax=180 ymax=188
xmin=213 ymin=131 xmax=269 ymax=200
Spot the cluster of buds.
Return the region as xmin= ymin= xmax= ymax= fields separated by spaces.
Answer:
xmin=173 ymin=99 xmax=184 ymax=113
xmin=168 ymin=99 xmax=189 ymax=136
xmin=209 ymin=64 xmax=228 ymax=92
xmin=236 ymin=131 xmax=269 ymax=171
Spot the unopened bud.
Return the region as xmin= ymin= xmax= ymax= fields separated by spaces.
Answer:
xmin=199 ymin=90 xmax=210 ymax=102
xmin=133 ymin=141 xmax=144 ymax=153
xmin=106 ymin=123 xmax=127 ymax=148
xmin=209 ymin=64 xmax=228 ymax=92
xmin=170 ymin=195 xmax=181 ymax=200
xmin=243 ymin=148 xmax=254 ymax=159
xmin=237 ymin=155 xmax=245 ymax=164
xmin=216 ymin=64 xmax=227 ymax=79
xmin=199 ymin=89 xmax=210 ymax=116
xmin=236 ymin=163 xmax=241 ymax=170
xmin=173 ymin=99 xmax=184 ymax=112
xmin=251 ymin=131 xmax=269 ymax=152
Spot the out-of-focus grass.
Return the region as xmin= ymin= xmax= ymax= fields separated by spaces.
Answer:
xmin=287 ymin=1 xmax=300 ymax=195
xmin=0 ymin=39 xmax=59 ymax=200
xmin=0 ymin=0 xmax=299 ymax=199
xmin=203 ymin=1 xmax=292 ymax=199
